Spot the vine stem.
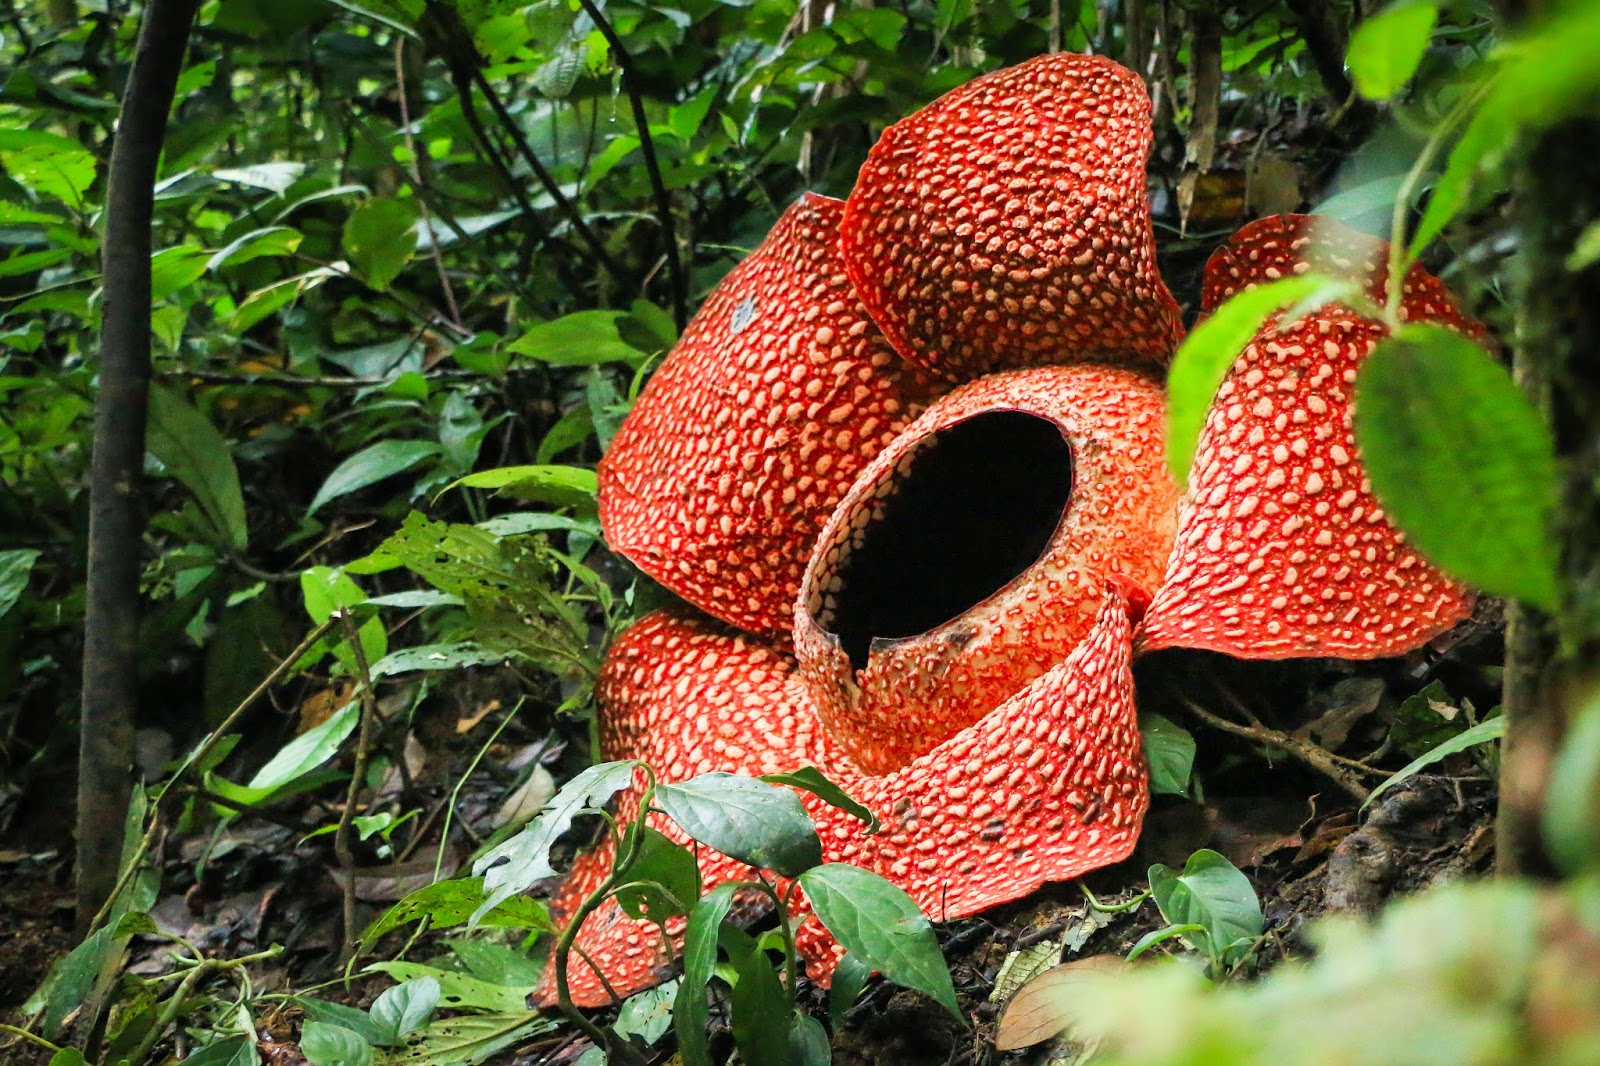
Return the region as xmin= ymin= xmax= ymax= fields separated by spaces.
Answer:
xmin=334 ymin=609 xmax=382 ymax=962
xmin=1385 ymin=77 xmax=1496 ymax=325
xmin=90 ymin=617 xmax=340 ymax=934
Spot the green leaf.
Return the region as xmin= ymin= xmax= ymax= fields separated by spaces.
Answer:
xmin=760 ymin=765 xmax=880 ymax=833
xmin=244 ymin=700 xmax=358 ymax=794
xmin=342 ymin=197 xmax=419 ymax=291
xmin=614 ymin=825 xmax=701 ymax=921
xmin=368 ymin=961 xmax=528 ymax=1014
xmin=1542 ymin=686 xmax=1600 ymax=877
xmin=443 ymin=464 xmax=597 ymax=509
xmin=377 ymin=1011 xmax=552 ymax=1065
xmin=799 ymin=862 xmax=962 ymax=1020
xmin=614 ymin=980 xmax=679 ymax=1046
xmin=1141 ymin=713 xmax=1196 ymax=797
xmin=294 ymin=998 xmax=390 ymax=1047
xmin=0 ymin=548 xmax=40 ymax=618
xmin=147 ymin=385 xmax=249 ymax=550
xmin=469 ymin=760 xmax=640 ymax=924
xmin=301 ymin=1020 xmax=375 ymax=1066
xmin=828 ymin=950 xmax=871 ymax=1030
xmin=789 ymin=1013 xmax=831 ymax=1065
xmin=49 ymin=1052 xmax=91 ymax=1066
xmin=1567 ymin=219 xmax=1600 ymax=272
xmin=1147 ymin=849 xmax=1263 ymax=960
xmin=1364 ymin=715 xmax=1506 ymax=811
xmin=445 ymin=941 xmax=544 ymax=987
xmin=1346 ymin=1 xmax=1439 ymax=101
xmin=507 ymin=310 xmax=644 ymax=366
xmin=207 ymin=226 xmax=304 ymax=271
xmin=148 ymin=245 xmax=211 ymax=301
xmin=675 ymin=883 xmax=741 ymax=1066
xmin=371 ymin=642 xmax=508 ymax=678
xmin=166 ymin=1037 xmax=254 ymax=1066
xmin=721 ymin=924 xmax=793 ymax=1066
xmin=655 ymin=772 xmax=822 ymax=877
xmin=1354 ymin=324 xmax=1561 ymax=608
xmin=1166 ymin=274 xmax=1357 ymax=484
xmin=370 ymin=976 xmax=441 ymax=1043
xmin=0 ymin=131 xmax=96 ymax=206
xmin=361 ymin=879 xmax=551 ymax=943
xmin=309 ymin=439 xmax=441 ymax=515
xmin=29 ymin=925 xmax=125 ymax=1038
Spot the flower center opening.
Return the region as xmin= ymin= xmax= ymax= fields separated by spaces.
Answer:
xmin=816 ymin=410 xmax=1074 ymax=670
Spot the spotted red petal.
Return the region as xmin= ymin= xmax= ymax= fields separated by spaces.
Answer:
xmin=839 ymin=52 xmax=1183 ymax=381
xmin=794 ymin=364 xmax=1175 ymax=773
xmin=1138 ymin=216 xmax=1477 ymax=658
xmin=540 ymin=593 xmax=1145 ymax=1005
xmin=599 ymin=193 xmax=936 ymax=636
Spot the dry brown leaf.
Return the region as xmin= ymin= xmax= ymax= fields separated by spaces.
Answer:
xmin=995 ymin=954 xmax=1131 ymax=1051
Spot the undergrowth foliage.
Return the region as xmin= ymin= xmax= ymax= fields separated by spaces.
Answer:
xmin=2 ymin=0 xmax=1600 ymax=1064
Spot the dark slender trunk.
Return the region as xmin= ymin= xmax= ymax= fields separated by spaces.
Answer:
xmin=1496 ymin=118 xmax=1600 ymax=875
xmin=77 ymin=0 xmax=201 ymax=932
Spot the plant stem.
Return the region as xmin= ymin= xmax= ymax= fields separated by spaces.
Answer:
xmin=335 ymin=609 xmax=381 ymax=961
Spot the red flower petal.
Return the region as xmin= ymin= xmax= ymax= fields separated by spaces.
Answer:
xmin=540 ymin=593 xmax=1145 ymax=1005
xmin=1138 ymin=215 xmax=1477 ymax=658
xmin=600 ymin=193 xmax=936 ymax=636
xmin=840 ymin=52 xmax=1183 ymax=381
xmin=794 ymin=365 xmax=1175 ymax=773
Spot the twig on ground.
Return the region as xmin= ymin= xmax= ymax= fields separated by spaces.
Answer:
xmin=1171 ymin=690 xmax=1374 ymax=803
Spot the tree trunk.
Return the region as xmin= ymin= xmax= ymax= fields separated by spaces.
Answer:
xmin=1496 ymin=118 xmax=1600 ymax=876
xmin=77 ymin=0 xmax=201 ymax=931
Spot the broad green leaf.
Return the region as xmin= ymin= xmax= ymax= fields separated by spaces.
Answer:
xmin=444 ymin=464 xmax=597 ymax=509
xmin=208 ymin=226 xmax=304 ymax=271
xmin=213 ymin=161 xmax=306 ymax=193
xmin=370 ymin=976 xmax=441 ymax=1043
xmin=1354 ymin=324 xmax=1561 ymax=608
xmin=147 ymin=385 xmax=249 ymax=550
xmin=343 ymin=197 xmax=420 ymax=290
xmin=369 ymin=963 xmax=537 ymax=1015
xmin=371 ymin=642 xmax=508 ymax=678
xmin=230 ymin=266 xmax=338 ymax=331
xmin=1542 ymin=686 xmax=1600 ymax=877
xmin=1568 ymin=219 xmax=1600 ymax=272
xmin=721 ymin=924 xmax=792 ymax=1066
xmin=309 ymin=439 xmax=441 ymax=514
xmin=1347 ymin=1 xmax=1439 ymax=101
xmin=49 ymin=1051 xmax=92 ymax=1066
xmin=760 ymin=765 xmax=880 ymax=832
xmin=1364 ymin=715 xmax=1506 ymax=811
xmin=614 ymin=825 xmax=701 ymax=920
xmin=148 ymin=245 xmax=211 ymax=301
xmin=168 ymin=1037 xmax=254 ymax=1066
xmin=675 ymin=883 xmax=741 ymax=1066
xmin=301 ymin=1020 xmax=375 ymax=1066
xmin=799 ymin=862 xmax=962 ymax=1020
xmin=789 ymin=1013 xmax=831 ymax=1066
xmin=0 ymin=131 xmax=96 ymax=206
xmin=444 ymin=941 xmax=544 ymax=987
xmin=299 ymin=565 xmax=387 ymax=669
xmin=1166 ymin=274 xmax=1355 ymax=484
xmin=0 ymin=548 xmax=40 ymax=618
xmin=655 ymin=772 xmax=822 ymax=877
xmin=384 ymin=1011 xmax=552 ymax=1065
xmin=29 ymin=924 xmax=124 ymax=1037
xmin=1141 ymin=713 xmax=1196 ymax=797
xmin=614 ymin=980 xmax=679 ymax=1046
xmin=469 ymin=760 xmax=639 ymax=924
xmin=245 ymin=700 xmax=358 ymax=793
xmin=829 ymin=950 xmax=872 ymax=1030
xmin=507 ymin=310 xmax=643 ymax=366
xmin=1147 ymin=849 xmax=1263 ymax=959
xmin=294 ymin=998 xmax=390 ymax=1046
xmin=362 ymin=879 xmax=551 ymax=942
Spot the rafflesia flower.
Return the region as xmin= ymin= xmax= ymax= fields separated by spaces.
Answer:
xmin=538 ymin=52 xmax=1481 ymax=1008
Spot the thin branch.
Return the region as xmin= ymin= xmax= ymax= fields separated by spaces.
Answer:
xmin=393 ymin=37 xmax=463 ymax=329
xmin=577 ymin=0 xmax=688 ymax=328
xmin=335 ymin=609 xmax=382 ymax=961
xmin=1171 ymin=691 xmax=1373 ymax=803
xmin=78 ymin=0 xmax=203 ymax=932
